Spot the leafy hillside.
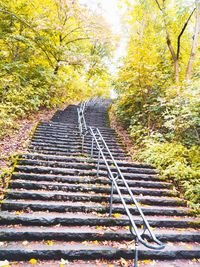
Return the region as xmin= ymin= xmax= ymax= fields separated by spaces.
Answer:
xmin=113 ymin=0 xmax=200 ymax=207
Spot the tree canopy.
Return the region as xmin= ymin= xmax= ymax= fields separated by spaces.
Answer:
xmin=0 ymin=0 xmax=115 ymax=136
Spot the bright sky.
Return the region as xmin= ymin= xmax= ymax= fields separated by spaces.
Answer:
xmin=79 ymin=0 xmax=126 ymax=98
xmin=79 ymin=0 xmax=127 ymax=64
xmin=79 ymin=0 xmax=122 ymax=34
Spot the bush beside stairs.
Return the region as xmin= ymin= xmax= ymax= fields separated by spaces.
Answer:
xmin=0 ymin=99 xmax=199 ymax=266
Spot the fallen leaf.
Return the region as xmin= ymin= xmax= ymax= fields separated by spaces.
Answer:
xmin=15 ymin=211 xmax=23 ymax=215
xmin=60 ymin=258 xmax=69 ymax=266
xmin=29 ymin=258 xmax=38 ymax=265
xmin=142 ymin=259 xmax=154 ymax=265
xmin=192 ymin=258 xmax=198 ymax=262
xmin=113 ymin=213 xmax=121 ymax=218
xmin=185 ymin=244 xmax=193 ymax=250
xmin=120 ymin=257 xmax=129 ymax=266
xmin=0 ymin=260 xmax=10 ymax=267
xmin=45 ymin=240 xmax=54 ymax=246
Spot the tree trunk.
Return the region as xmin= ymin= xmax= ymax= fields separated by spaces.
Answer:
xmin=54 ymin=65 xmax=59 ymax=75
xmin=175 ymin=59 xmax=179 ymax=84
xmin=186 ymin=0 xmax=200 ymax=80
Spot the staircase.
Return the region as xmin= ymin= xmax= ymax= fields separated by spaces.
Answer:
xmin=0 ymin=99 xmax=199 ymax=266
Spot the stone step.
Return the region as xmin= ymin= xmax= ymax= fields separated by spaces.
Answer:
xmin=0 ymin=226 xmax=199 ymax=243
xmin=0 ymin=241 xmax=199 ymax=261
xmin=41 ymin=121 xmax=115 ymax=130
xmin=34 ymin=129 xmax=116 ymax=139
xmin=32 ymin=133 xmax=121 ymax=143
xmin=5 ymin=259 xmax=200 ymax=267
xmin=14 ymin=165 xmax=158 ymax=180
xmin=30 ymin=138 xmax=124 ymax=152
xmin=16 ymin=159 xmax=159 ymax=175
xmin=1 ymin=211 xmax=199 ymax=228
xmin=1 ymin=200 xmax=192 ymax=216
xmin=7 ymin=189 xmax=185 ymax=207
xmin=38 ymin=123 xmax=116 ymax=134
xmin=12 ymin=172 xmax=161 ymax=184
xmin=29 ymin=143 xmax=125 ymax=154
xmin=11 ymin=173 xmax=168 ymax=190
xmin=31 ymin=136 xmax=123 ymax=147
xmin=2 ymin=190 xmax=193 ymax=216
xmin=28 ymin=147 xmax=127 ymax=159
xmin=19 ymin=154 xmax=150 ymax=169
xmin=9 ymin=180 xmax=177 ymax=197
xmin=29 ymin=144 xmax=125 ymax=154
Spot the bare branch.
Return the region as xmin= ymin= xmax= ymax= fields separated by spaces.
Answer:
xmin=177 ymin=8 xmax=196 ymax=59
xmin=154 ymin=0 xmax=162 ymax=11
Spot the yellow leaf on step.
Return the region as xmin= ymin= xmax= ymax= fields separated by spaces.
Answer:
xmin=15 ymin=211 xmax=23 ymax=215
xmin=120 ymin=257 xmax=129 ymax=266
xmin=59 ymin=258 xmax=69 ymax=266
xmin=113 ymin=213 xmax=121 ymax=218
xmin=192 ymin=258 xmax=197 ymax=262
xmin=29 ymin=258 xmax=38 ymax=265
xmin=96 ymin=226 xmax=103 ymax=230
xmin=142 ymin=259 xmax=154 ymax=264
xmin=93 ymin=240 xmax=99 ymax=245
xmin=45 ymin=240 xmax=54 ymax=246
xmin=0 ymin=260 xmax=11 ymax=267
xmin=185 ymin=244 xmax=193 ymax=250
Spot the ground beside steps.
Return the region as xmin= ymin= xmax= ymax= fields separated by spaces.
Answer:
xmin=0 ymin=99 xmax=199 ymax=266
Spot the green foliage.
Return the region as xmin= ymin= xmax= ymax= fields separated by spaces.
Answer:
xmin=137 ymin=141 xmax=200 ymax=208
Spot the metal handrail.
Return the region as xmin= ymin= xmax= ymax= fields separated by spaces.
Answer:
xmin=77 ymin=100 xmax=165 ymax=266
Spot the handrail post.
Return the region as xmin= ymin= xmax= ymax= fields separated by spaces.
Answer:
xmin=109 ymin=180 xmax=114 ymax=217
xmin=91 ymin=137 xmax=94 ymax=158
xmin=81 ymin=135 xmax=85 ymax=154
xmin=134 ymin=237 xmax=139 ymax=267
xmin=97 ymin=150 xmax=101 ymax=177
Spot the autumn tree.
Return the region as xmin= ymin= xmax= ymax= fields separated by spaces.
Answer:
xmin=0 ymin=0 xmax=115 ymax=135
xmin=154 ymin=0 xmax=199 ymax=82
